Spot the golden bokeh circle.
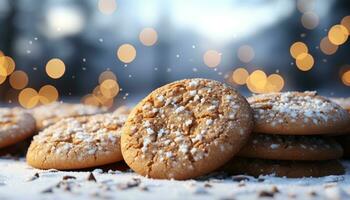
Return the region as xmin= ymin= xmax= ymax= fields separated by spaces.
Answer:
xmin=98 ymin=0 xmax=117 ymax=15
xmin=246 ymin=70 xmax=267 ymax=93
xmin=39 ymin=85 xmax=59 ymax=104
xmin=290 ymin=42 xmax=308 ymax=59
xmin=18 ymin=88 xmax=39 ymax=109
xmin=203 ymin=50 xmax=221 ymax=68
xmin=100 ymin=79 xmax=119 ymax=98
xmin=82 ymin=94 xmax=101 ymax=107
xmin=341 ymin=16 xmax=350 ymax=32
xmin=117 ymin=44 xmax=137 ymax=63
xmin=232 ymin=68 xmax=249 ymax=85
xmin=301 ymin=12 xmax=319 ymax=30
xmin=0 ymin=56 xmax=15 ymax=76
xmin=296 ymin=53 xmax=314 ymax=71
xmin=99 ymin=70 xmax=117 ymax=84
xmin=237 ymin=45 xmax=255 ymax=63
xmin=45 ymin=58 xmax=66 ymax=79
xmin=320 ymin=37 xmax=338 ymax=55
xmin=9 ymin=70 xmax=28 ymax=90
xmin=265 ymin=74 xmax=284 ymax=92
xmin=139 ymin=28 xmax=158 ymax=46
xmin=342 ymin=70 xmax=350 ymax=86
xmin=328 ymin=25 xmax=349 ymax=45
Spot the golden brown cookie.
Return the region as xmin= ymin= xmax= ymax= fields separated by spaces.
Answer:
xmin=31 ymin=102 xmax=107 ymax=130
xmin=26 ymin=112 xmax=128 ymax=170
xmin=238 ymin=133 xmax=343 ymax=160
xmin=248 ymin=92 xmax=350 ymax=135
xmin=0 ymin=108 xmax=36 ymax=148
xmin=121 ymin=78 xmax=253 ymax=180
xmin=223 ymin=157 xmax=345 ymax=178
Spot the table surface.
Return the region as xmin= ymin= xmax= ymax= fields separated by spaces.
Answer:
xmin=0 ymin=158 xmax=349 ymax=200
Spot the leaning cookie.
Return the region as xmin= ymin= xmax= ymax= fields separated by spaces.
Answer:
xmin=238 ymin=133 xmax=343 ymax=161
xmin=248 ymin=92 xmax=350 ymax=135
xmin=121 ymin=78 xmax=253 ymax=180
xmin=0 ymin=108 xmax=36 ymax=149
xmin=26 ymin=112 xmax=128 ymax=170
xmin=31 ymin=102 xmax=107 ymax=130
xmin=223 ymin=157 xmax=345 ymax=178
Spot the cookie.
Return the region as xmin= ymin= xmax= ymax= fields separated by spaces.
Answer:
xmin=335 ymin=135 xmax=350 ymax=158
xmin=248 ymin=91 xmax=350 ymax=135
xmin=223 ymin=157 xmax=345 ymax=178
xmin=26 ymin=112 xmax=128 ymax=170
xmin=238 ymin=133 xmax=343 ymax=160
xmin=121 ymin=78 xmax=253 ymax=180
xmin=31 ymin=102 xmax=107 ymax=130
xmin=0 ymin=108 xmax=36 ymax=148
xmin=330 ymin=97 xmax=350 ymax=112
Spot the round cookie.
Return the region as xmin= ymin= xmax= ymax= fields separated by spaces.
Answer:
xmin=223 ymin=157 xmax=345 ymax=178
xmin=248 ymin=91 xmax=350 ymax=135
xmin=0 ymin=108 xmax=36 ymax=148
xmin=238 ymin=133 xmax=343 ymax=160
xmin=26 ymin=112 xmax=128 ymax=170
xmin=31 ymin=102 xmax=107 ymax=130
xmin=121 ymin=78 xmax=253 ymax=180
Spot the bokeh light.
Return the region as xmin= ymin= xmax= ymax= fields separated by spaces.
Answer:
xmin=320 ymin=37 xmax=338 ymax=55
xmin=0 ymin=56 xmax=15 ymax=76
xmin=139 ymin=28 xmax=158 ymax=46
xmin=237 ymin=45 xmax=255 ymax=63
xmin=45 ymin=58 xmax=66 ymax=79
xmin=82 ymin=94 xmax=100 ymax=107
xmin=297 ymin=0 xmax=315 ymax=13
xmin=301 ymin=12 xmax=319 ymax=30
xmin=246 ymin=70 xmax=267 ymax=93
xmin=39 ymin=85 xmax=59 ymax=104
xmin=342 ymin=70 xmax=350 ymax=86
xmin=98 ymin=0 xmax=117 ymax=15
xmin=18 ymin=88 xmax=39 ymax=109
xmin=203 ymin=50 xmax=221 ymax=68
xmin=9 ymin=70 xmax=29 ymax=90
xmin=296 ymin=53 xmax=314 ymax=71
xmin=99 ymin=70 xmax=117 ymax=84
xmin=265 ymin=74 xmax=284 ymax=92
xmin=290 ymin=42 xmax=308 ymax=59
xmin=100 ymin=79 xmax=119 ymax=98
xmin=117 ymin=44 xmax=137 ymax=63
xmin=341 ymin=16 xmax=350 ymax=32
xmin=328 ymin=24 xmax=349 ymax=45
xmin=232 ymin=68 xmax=249 ymax=85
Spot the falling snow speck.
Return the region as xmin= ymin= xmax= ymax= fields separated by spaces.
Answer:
xmin=34 ymin=37 xmax=38 ymax=40
xmin=124 ymin=64 xmax=128 ymax=68
xmin=26 ymin=50 xmax=31 ymax=54
xmin=82 ymin=58 xmax=86 ymax=62
xmin=154 ymin=67 xmax=158 ymax=71
xmin=82 ymin=67 xmax=86 ymax=71
xmin=167 ymin=68 xmax=172 ymax=72
xmin=192 ymin=45 xmax=196 ymax=49
xmin=193 ymin=68 xmax=198 ymax=72
xmin=29 ymin=41 xmax=33 ymax=45
xmin=99 ymin=38 xmax=104 ymax=42
xmin=176 ymin=54 xmax=180 ymax=58
xmin=128 ymin=74 xmax=132 ymax=78
xmin=33 ymin=67 xmax=37 ymax=71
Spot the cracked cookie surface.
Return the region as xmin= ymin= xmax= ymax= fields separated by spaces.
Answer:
xmin=238 ymin=133 xmax=343 ymax=160
xmin=248 ymin=92 xmax=350 ymax=135
xmin=31 ymin=102 xmax=107 ymax=130
xmin=121 ymin=78 xmax=253 ymax=180
xmin=26 ymin=111 xmax=128 ymax=170
xmin=0 ymin=107 xmax=36 ymax=148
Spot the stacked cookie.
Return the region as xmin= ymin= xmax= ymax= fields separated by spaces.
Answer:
xmin=224 ymin=92 xmax=350 ymax=178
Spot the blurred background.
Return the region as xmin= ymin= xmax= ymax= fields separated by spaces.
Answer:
xmin=0 ymin=0 xmax=349 ymax=108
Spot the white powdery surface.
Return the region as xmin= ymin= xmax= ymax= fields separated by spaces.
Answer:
xmin=0 ymin=159 xmax=350 ymax=199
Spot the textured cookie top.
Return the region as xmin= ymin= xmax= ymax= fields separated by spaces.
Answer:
xmin=248 ymin=92 xmax=350 ymax=135
xmin=27 ymin=112 xmax=127 ymax=169
xmin=238 ymin=133 xmax=343 ymax=160
xmin=31 ymin=102 xmax=106 ymax=129
xmin=121 ymin=78 xmax=253 ymax=179
xmin=0 ymin=107 xmax=36 ymax=148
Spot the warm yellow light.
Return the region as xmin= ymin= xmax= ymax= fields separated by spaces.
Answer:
xmin=301 ymin=12 xmax=319 ymax=30
xmin=117 ymin=44 xmax=136 ymax=63
xmin=139 ymin=28 xmax=158 ymax=46
xmin=342 ymin=70 xmax=350 ymax=86
xmin=232 ymin=68 xmax=249 ymax=85
xmin=98 ymin=0 xmax=117 ymax=15
xmin=39 ymin=85 xmax=59 ymax=104
xmin=18 ymin=88 xmax=39 ymax=108
xmin=82 ymin=94 xmax=101 ymax=107
xmin=45 ymin=58 xmax=66 ymax=79
xmin=246 ymin=70 xmax=267 ymax=93
xmin=341 ymin=16 xmax=350 ymax=33
xmin=265 ymin=74 xmax=284 ymax=92
xmin=320 ymin=37 xmax=338 ymax=55
xmin=237 ymin=45 xmax=255 ymax=63
xmin=328 ymin=25 xmax=349 ymax=45
xmin=0 ymin=56 xmax=15 ymax=76
xmin=9 ymin=70 xmax=28 ymax=90
xmin=100 ymin=79 xmax=119 ymax=98
xmin=296 ymin=53 xmax=314 ymax=71
xmin=99 ymin=70 xmax=117 ymax=84
xmin=203 ymin=50 xmax=221 ymax=68
xmin=290 ymin=42 xmax=308 ymax=59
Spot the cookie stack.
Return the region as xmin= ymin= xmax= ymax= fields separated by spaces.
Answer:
xmin=224 ymin=92 xmax=350 ymax=178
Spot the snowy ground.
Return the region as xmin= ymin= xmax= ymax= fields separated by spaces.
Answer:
xmin=0 ymin=158 xmax=349 ymax=199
